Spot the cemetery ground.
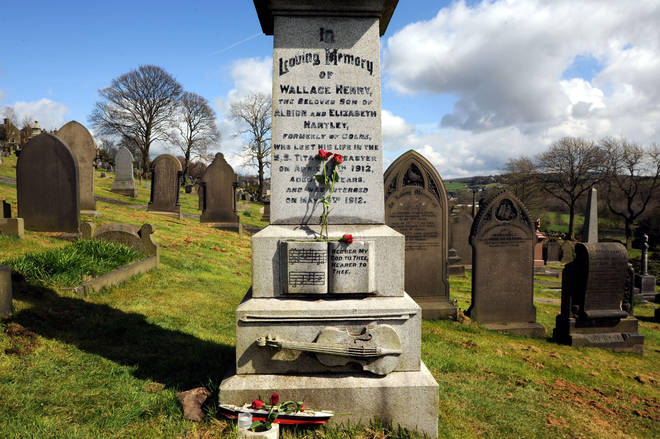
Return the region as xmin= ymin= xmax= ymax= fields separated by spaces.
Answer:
xmin=0 ymin=155 xmax=658 ymax=439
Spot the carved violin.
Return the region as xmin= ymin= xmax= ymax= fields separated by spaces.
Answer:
xmin=256 ymin=324 xmax=402 ymax=376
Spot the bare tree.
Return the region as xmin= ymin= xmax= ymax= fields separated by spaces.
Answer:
xmin=89 ymin=65 xmax=183 ymax=175
xmin=230 ymin=92 xmax=271 ymax=201
xmin=170 ymin=92 xmax=219 ymax=183
xmin=600 ymin=137 xmax=660 ymax=248
xmin=501 ymin=156 xmax=541 ymax=209
xmin=536 ymin=137 xmax=605 ymax=240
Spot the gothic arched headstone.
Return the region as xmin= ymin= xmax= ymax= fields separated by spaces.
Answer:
xmin=147 ymin=154 xmax=182 ymax=217
xmin=384 ymin=150 xmax=456 ymax=319
xmin=55 ymin=121 xmax=97 ymax=213
xmin=467 ymin=189 xmax=544 ymax=336
xmin=17 ymin=133 xmax=80 ymax=232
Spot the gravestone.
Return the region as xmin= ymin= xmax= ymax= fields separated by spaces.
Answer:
xmin=2 ymin=200 xmax=10 ymax=218
xmin=0 ymin=266 xmax=11 ymax=317
xmin=111 ymin=146 xmax=137 ymax=197
xmin=55 ymin=121 xmax=98 ymax=215
xmin=634 ymin=234 xmax=656 ymax=302
xmin=220 ymin=2 xmax=439 ymax=437
xmin=199 ymin=153 xmax=240 ymax=230
xmin=261 ymin=201 xmax=270 ymax=222
xmin=449 ymin=212 xmax=472 ymax=266
xmin=545 ymin=239 xmax=561 ymax=263
xmin=553 ymin=242 xmax=643 ymax=354
xmin=447 ymin=248 xmax=465 ymax=276
xmin=384 ymin=150 xmax=455 ymax=319
xmin=582 ymin=187 xmax=598 ymax=242
xmin=533 ymin=218 xmax=545 ymax=266
xmin=17 ymin=133 xmax=80 ymax=232
xmin=147 ymin=154 xmax=182 ymax=217
xmin=467 ymin=189 xmax=545 ymax=337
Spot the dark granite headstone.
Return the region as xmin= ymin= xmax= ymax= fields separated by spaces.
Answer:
xmin=553 ymin=242 xmax=643 ymax=353
xmin=199 ymin=153 xmax=240 ymax=227
xmin=17 ymin=133 xmax=80 ymax=232
xmin=384 ymin=150 xmax=456 ymax=319
xmin=147 ymin=154 xmax=182 ymax=216
xmin=449 ymin=213 xmax=472 ymax=266
xmin=55 ymin=121 xmax=97 ymax=212
xmin=2 ymin=200 xmax=10 ymax=219
xmin=467 ymin=189 xmax=544 ymax=336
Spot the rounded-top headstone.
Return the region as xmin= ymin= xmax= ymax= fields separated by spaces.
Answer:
xmin=148 ymin=154 xmax=182 ymax=213
xmin=55 ymin=121 xmax=97 ymax=211
xmin=111 ymin=146 xmax=137 ymax=197
xmin=17 ymin=133 xmax=80 ymax=232
xmin=200 ymin=153 xmax=240 ymax=223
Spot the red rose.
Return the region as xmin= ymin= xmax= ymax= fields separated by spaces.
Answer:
xmin=333 ymin=154 xmax=344 ymax=164
xmin=318 ymin=149 xmax=333 ymax=160
xmin=341 ymin=234 xmax=353 ymax=244
xmin=300 ymin=403 xmax=305 ymax=412
xmin=271 ymin=393 xmax=279 ymax=405
xmin=251 ymin=399 xmax=264 ymax=409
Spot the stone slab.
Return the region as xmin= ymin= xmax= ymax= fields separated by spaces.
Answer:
xmin=252 ymin=224 xmax=404 ymax=297
xmin=269 ymin=14 xmax=384 ymax=224
xmin=0 ymin=265 xmax=12 ymax=317
xmin=220 ymin=362 xmax=438 ymax=439
xmin=234 ymin=291 xmax=421 ymax=375
xmin=553 ymin=316 xmax=643 ymax=354
xmin=481 ymin=322 xmax=546 ymax=338
xmin=0 ymin=218 xmax=24 ymax=238
xmin=413 ymin=296 xmax=458 ymax=320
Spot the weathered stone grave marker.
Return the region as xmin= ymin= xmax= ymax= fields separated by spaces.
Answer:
xmin=199 ymin=153 xmax=240 ymax=231
xmin=55 ymin=121 xmax=98 ymax=215
xmin=634 ymin=234 xmax=656 ymax=302
xmin=384 ymin=150 xmax=456 ymax=319
xmin=147 ymin=154 xmax=182 ymax=218
xmin=467 ymin=189 xmax=544 ymax=337
xmin=111 ymin=146 xmax=137 ymax=197
xmin=553 ymin=242 xmax=643 ymax=353
xmin=0 ymin=266 xmax=12 ymax=317
xmin=449 ymin=211 xmax=472 ymax=265
xmin=17 ymin=133 xmax=80 ymax=232
xmin=582 ymin=187 xmax=598 ymax=242
xmin=220 ymin=1 xmax=439 ymax=437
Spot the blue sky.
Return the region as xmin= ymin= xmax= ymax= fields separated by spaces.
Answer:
xmin=2 ymin=1 xmax=659 ymax=178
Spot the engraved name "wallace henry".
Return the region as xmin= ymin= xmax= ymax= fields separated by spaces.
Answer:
xmin=279 ymin=49 xmax=375 ymax=76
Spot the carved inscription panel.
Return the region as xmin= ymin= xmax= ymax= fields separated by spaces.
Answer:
xmin=580 ymin=243 xmax=628 ymax=311
xmin=329 ymin=241 xmax=375 ymax=294
xmin=271 ymin=16 xmax=384 ymax=224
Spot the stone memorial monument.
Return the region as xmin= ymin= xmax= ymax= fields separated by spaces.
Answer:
xmin=199 ymin=153 xmax=240 ymax=230
xmin=0 ymin=265 xmax=11 ymax=317
xmin=449 ymin=211 xmax=472 ymax=266
xmin=582 ymin=187 xmax=598 ymax=243
xmin=147 ymin=154 xmax=182 ymax=218
xmin=384 ymin=150 xmax=455 ymax=319
xmin=111 ymin=146 xmax=137 ymax=197
xmin=553 ymin=242 xmax=643 ymax=354
xmin=17 ymin=133 xmax=80 ymax=232
xmin=634 ymin=234 xmax=657 ymax=302
xmin=467 ymin=189 xmax=545 ymax=337
xmin=55 ymin=121 xmax=98 ymax=216
xmin=220 ymin=1 xmax=439 ymax=437
xmin=545 ymin=239 xmax=561 ymax=263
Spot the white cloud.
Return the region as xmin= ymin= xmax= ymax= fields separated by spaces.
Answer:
xmin=382 ymin=109 xmax=415 ymax=143
xmin=11 ymin=98 xmax=69 ymax=130
xmin=381 ymin=0 xmax=660 ymax=176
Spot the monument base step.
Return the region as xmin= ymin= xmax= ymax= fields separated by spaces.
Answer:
xmin=147 ymin=210 xmax=182 ymax=219
xmin=219 ymin=363 xmax=439 ymax=439
xmin=208 ymin=222 xmax=242 ymax=234
xmin=412 ymin=296 xmax=457 ymax=320
xmin=480 ymin=322 xmax=546 ymax=338
xmin=553 ymin=316 xmax=644 ymax=354
xmin=81 ymin=210 xmax=102 ymax=218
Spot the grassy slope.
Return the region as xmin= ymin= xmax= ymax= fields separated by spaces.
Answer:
xmin=0 ymin=157 xmax=658 ymax=439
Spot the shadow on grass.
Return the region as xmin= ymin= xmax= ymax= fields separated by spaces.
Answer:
xmin=8 ymin=277 xmax=235 ymax=391
xmin=636 ymin=314 xmax=659 ymax=323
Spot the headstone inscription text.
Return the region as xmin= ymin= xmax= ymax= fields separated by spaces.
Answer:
xmin=387 ymin=189 xmax=440 ymax=251
xmin=271 ymin=17 xmax=384 ymax=224
xmin=329 ymin=241 xmax=374 ymax=293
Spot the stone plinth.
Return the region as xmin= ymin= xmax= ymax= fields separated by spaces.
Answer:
xmin=252 ymin=225 xmax=404 ymax=298
xmin=0 ymin=265 xmax=12 ymax=317
xmin=220 ymin=363 xmax=438 ymax=439
xmin=234 ymin=291 xmax=421 ymax=375
xmin=0 ymin=218 xmax=24 ymax=238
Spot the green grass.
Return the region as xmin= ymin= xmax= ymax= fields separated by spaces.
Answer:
xmin=3 ymin=239 xmax=144 ymax=288
xmin=0 ymin=165 xmax=658 ymax=439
